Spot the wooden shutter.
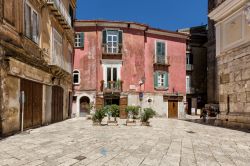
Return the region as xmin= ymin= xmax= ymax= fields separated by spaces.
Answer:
xmin=154 ymin=72 xmax=158 ymax=88
xmin=80 ymin=32 xmax=84 ymax=47
xmin=162 ymin=42 xmax=165 ymax=56
xmin=119 ymin=31 xmax=123 ymax=44
xmin=102 ymin=30 xmax=107 ymax=44
xmin=25 ymin=3 xmax=31 ymax=38
xmin=164 ymin=72 xmax=168 ymax=88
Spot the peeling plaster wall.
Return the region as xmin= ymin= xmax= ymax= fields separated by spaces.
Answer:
xmin=2 ymin=76 xmax=20 ymax=134
xmin=74 ymin=25 xmax=186 ymax=117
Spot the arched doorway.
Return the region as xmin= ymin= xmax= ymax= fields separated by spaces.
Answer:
xmin=79 ymin=96 xmax=90 ymax=117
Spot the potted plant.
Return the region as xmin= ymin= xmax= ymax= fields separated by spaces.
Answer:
xmin=106 ymin=105 xmax=119 ymax=125
xmin=140 ymin=108 xmax=156 ymax=126
xmin=92 ymin=108 xmax=106 ymax=126
xmin=125 ymin=106 xmax=140 ymax=125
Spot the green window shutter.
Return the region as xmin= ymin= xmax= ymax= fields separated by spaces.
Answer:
xmin=164 ymin=72 xmax=168 ymax=88
xmin=80 ymin=32 xmax=84 ymax=47
xmin=154 ymin=72 xmax=158 ymax=88
xmin=156 ymin=42 xmax=161 ymax=56
xmin=119 ymin=31 xmax=123 ymax=44
xmin=102 ymin=30 xmax=107 ymax=44
xmin=162 ymin=42 xmax=165 ymax=56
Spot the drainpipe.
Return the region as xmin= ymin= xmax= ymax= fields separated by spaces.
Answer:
xmin=95 ymin=23 xmax=98 ymax=96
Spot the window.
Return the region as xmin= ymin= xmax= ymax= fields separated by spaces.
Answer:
xmin=24 ymin=1 xmax=39 ymax=43
xmin=73 ymin=70 xmax=80 ymax=84
xmin=186 ymin=53 xmax=193 ymax=64
xmin=186 ymin=75 xmax=191 ymax=92
xmin=156 ymin=41 xmax=166 ymax=64
xmin=158 ymin=73 xmax=165 ymax=87
xmin=103 ymin=30 xmax=122 ymax=54
xmin=154 ymin=71 xmax=168 ymax=89
xmin=52 ymin=28 xmax=63 ymax=65
xmin=75 ymin=32 xmax=84 ymax=48
xmin=107 ymin=67 xmax=117 ymax=82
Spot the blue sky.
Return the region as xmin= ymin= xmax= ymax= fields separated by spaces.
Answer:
xmin=76 ymin=0 xmax=208 ymax=31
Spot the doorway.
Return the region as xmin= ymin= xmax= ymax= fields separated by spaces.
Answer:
xmin=51 ymin=86 xmax=64 ymax=123
xmin=168 ymin=100 xmax=178 ymax=118
xmin=20 ymin=79 xmax=43 ymax=129
xmin=104 ymin=97 xmax=120 ymax=106
xmin=79 ymin=96 xmax=90 ymax=117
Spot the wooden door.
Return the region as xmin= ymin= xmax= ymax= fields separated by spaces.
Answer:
xmin=20 ymin=79 xmax=43 ymax=129
xmin=32 ymin=82 xmax=43 ymax=127
xmin=168 ymin=101 xmax=178 ymax=118
xmin=52 ymin=86 xmax=64 ymax=123
xmin=119 ymin=97 xmax=128 ymax=119
xmin=96 ymin=96 xmax=104 ymax=110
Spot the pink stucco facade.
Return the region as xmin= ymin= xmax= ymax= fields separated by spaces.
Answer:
xmin=73 ymin=20 xmax=188 ymax=118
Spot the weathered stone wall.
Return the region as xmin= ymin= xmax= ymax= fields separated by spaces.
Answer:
xmin=218 ymin=42 xmax=250 ymax=125
xmin=207 ymin=0 xmax=219 ymax=104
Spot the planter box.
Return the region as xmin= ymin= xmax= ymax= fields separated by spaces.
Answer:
xmin=107 ymin=120 xmax=118 ymax=126
xmin=126 ymin=119 xmax=136 ymax=126
xmin=141 ymin=122 xmax=150 ymax=126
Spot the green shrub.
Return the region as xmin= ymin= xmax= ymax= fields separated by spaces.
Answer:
xmin=92 ymin=108 xmax=106 ymax=123
xmin=125 ymin=106 xmax=140 ymax=119
xmin=109 ymin=104 xmax=120 ymax=117
xmin=141 ymin=108 xmax=156 ymax=122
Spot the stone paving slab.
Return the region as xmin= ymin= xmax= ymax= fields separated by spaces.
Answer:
xmin=0 ymin=118 xmax=250 ymax=166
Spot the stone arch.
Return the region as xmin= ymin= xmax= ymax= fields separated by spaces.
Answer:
xmin=75 ymin=93 xmax=95 ymax=117
xmin=79 ymin=96 xmax=90 ymax=117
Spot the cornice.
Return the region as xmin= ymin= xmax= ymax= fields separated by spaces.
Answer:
xmin=209 ymin=0 xmax=247 ymax=22
xmin=75 ymin=20 xmax=188 ymax=40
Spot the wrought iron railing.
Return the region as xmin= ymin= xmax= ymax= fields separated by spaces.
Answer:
xmin=102 ymin=44 xmax=122 ymax=54
xmin=101 ymin=80 xmax=123 ymax=92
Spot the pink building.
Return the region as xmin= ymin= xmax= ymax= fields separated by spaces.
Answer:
xmin=73 ymin=20 xmax=188 ymax=118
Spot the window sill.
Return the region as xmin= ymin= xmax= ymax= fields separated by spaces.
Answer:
xmin=23 ymin=35 xmax=39 ymax=46
xmin=73 ymin=83 xmax=80 ymax=86
xmin=154 ymin=87 xmax=168 ymax=91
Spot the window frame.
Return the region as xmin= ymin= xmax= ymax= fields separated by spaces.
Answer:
xmin=154 ymin=71 xmax=168 ymax=89
xmin=75 ymin=32 xmax=83 ymax=48
xmin=106 ymin=30 xmax=119 ymax=54
xmin=24 ymin=0 xmax=40 ymax=44
xmin=73 ymin=70 xmax=80 ymax=85
xmin=155 ymin=41 xmax=167 ymax=64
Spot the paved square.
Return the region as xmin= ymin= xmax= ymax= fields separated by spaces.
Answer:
xmin=0 ymin=118 xmax=250 ymax=166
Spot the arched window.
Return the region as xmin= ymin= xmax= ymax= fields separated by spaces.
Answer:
xmin=73 ymin=70 xmax=80 ymax=84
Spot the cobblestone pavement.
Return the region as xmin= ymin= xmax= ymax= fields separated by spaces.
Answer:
xmin=0 ymin=118 xmax=250 ymax=166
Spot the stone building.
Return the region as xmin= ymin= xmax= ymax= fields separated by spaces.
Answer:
xmin=178 ymin=25 xmax=208 ymax=115
xmin=73 ymin=20 xmax=188 ymax=119
xmin=209 ymin=0 xmax=250 ymax=127
xmin=0 ymin=0 xmax=76 ymax=136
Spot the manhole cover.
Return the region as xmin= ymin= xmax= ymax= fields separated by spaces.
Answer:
xmin=74 ymin=155 xmax=86 ymax=161
xmin=186 ymin=131 xmax=195 ymax=134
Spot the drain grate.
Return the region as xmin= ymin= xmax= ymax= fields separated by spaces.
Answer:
xmin=74 ymin=155 xmax=86 ymax=161
xmin=186 ymin=131 xmax=196 ymax=134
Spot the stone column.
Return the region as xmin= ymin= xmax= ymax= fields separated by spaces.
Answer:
xmin=0 ymin=45 xmax=5 ymax=135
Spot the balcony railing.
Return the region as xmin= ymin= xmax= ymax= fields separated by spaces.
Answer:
xmin=186 ymin=64 xmax=194 ymax=71
xmin=51 ymin=54 xmax=72 ymax=73
xmin=100 ymin=80 xmax=123 ymax=93
xmin=47 ymin=0 xmax=72 ymax=29
xmin=102 ymin=44 xmax=122 ymax=55
xmin=186 ymin=87 xmax=195 ymax=94
xmin=154 ymin=56 xmax=170 ymax=65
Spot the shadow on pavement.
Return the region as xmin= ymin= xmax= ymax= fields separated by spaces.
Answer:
xmin=182 ymin=116 xmax=250 ymax=133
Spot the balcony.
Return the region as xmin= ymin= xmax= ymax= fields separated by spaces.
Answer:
xmin=50 ymin=54 xmax=72 ymax=74
xmin=102 ymin=44 xmax=122 ymax=59
xmin=186 ymin=87 xmax=195 ymax=94
xmin=47 ymin=0 xmax=72 ymax=29
xmin=154 ymin=56 xmax=170 ymax=71
xmin=100 ymin=80 xmax=123 ymax=93
xmin=186 ymin=64 xmax=194 ymax=71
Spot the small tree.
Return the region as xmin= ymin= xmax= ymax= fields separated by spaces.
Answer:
xmin=125 ymin=106 xmax=140 ymax=119
xmin=141 ymin=108 xmax=156 ymax=124
xmin=92 ymin=108 xmax=106 ymax=124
